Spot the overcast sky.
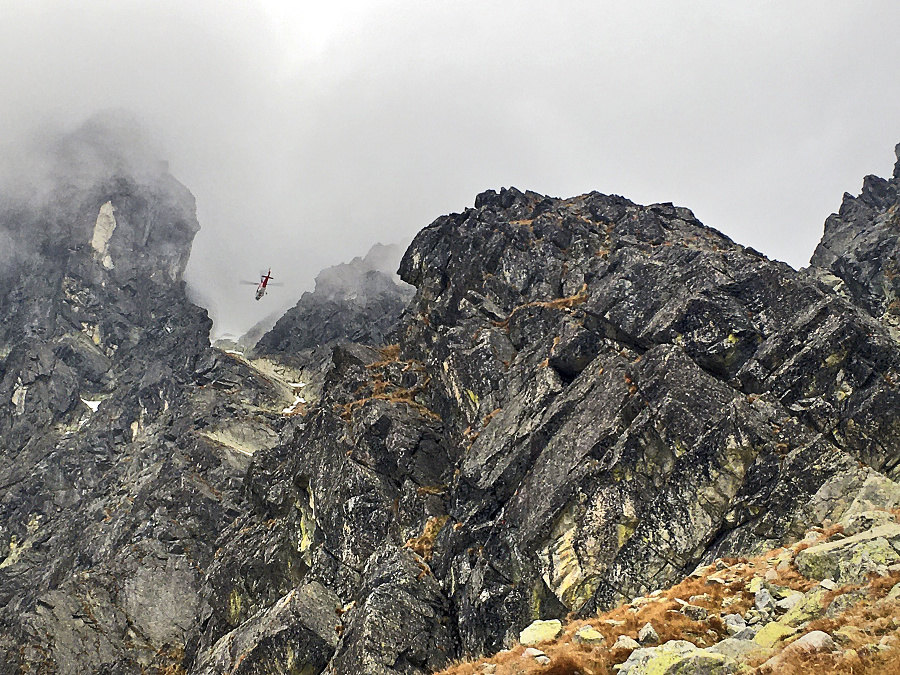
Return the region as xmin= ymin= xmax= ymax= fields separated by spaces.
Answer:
xmin=1 ymin=1 xmax=899 ymax=337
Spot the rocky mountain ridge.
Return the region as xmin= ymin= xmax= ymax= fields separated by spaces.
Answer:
xmin=186 ymin=145 xmax=900 ymax=673
xmin=810 ymin=143 xmax=900 ymax=338
xmin=2 ymin=127 xmax=900 ymax=674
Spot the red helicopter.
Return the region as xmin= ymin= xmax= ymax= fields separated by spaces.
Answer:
xmin=241 ymin=269 xmax=283 ymax=300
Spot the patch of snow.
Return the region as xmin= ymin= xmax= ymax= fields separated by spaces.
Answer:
xmin=81 ymin=398 xmax=102 ymax=412
xmin=282 ymin=395 xmax=306 ymax=415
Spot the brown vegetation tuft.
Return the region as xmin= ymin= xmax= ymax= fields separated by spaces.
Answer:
xmin=378 ymin=343 xmax=401 ymax=361
xmin=404 ymin=515 xmax=449 ymax=561
xmin=483 ymin=407 xmax=503 ymax=427
xmin=495 ymin=284 xmax=590 ymax=330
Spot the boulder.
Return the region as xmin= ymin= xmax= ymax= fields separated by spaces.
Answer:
xmin=755 ymin=587 xmax=776 ymax=612
xmin=682 ymin=604 xmax=709 ymax=621
xmin=840 ymin=510 xmax=896 ymax=536
xmin=732 ymin=627 xmax=758 ymax=641
xmin=758 ymin=630 xmax=836 ymax=671
xmin=523 ymin=647 xmax=551 ymax=665
xmin=613 ymin=635 xmax=642 ymax=650
xmin=707 ymin=637 xmax=768 ymax=661
xmin=779 ymin=588 xmax=828 ymax=627
xmin=637 ymin=622 xmax=659 ymax=645
xmin=618 ymin=640 xmax=736 ymax=674
xmin=775 ymin=591 xmax=805 ymax=613
xmin=887 ymin=581 xmax=900 ymax=601
xmin=795 ymin=524 xmax=900 ymax=583
xmin=722 ymin=614 xmax=746 ymax=636
xmin=573 ymin=625 xmax=605 ymax=645
xmin=519 ymin=619 xmax=563 ymax=645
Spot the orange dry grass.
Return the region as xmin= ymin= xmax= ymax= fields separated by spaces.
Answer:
xmin=748 ymin=592 xmax=900 ymax=675
xmin=483 ymin=407 xmax=503 ymax=427
xmin=378 ymin=343 xmax=402 ymax=361
xmin=341 ymin=386 xmax=441 ymax=421
xmin=341 ymin=358 xmax=440 ymax=421
xmin=154 ymin=645 xmax=187 ymax=675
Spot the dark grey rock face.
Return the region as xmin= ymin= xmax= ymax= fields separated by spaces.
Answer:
xmin=810 ymin=143 xmax=900 ymax=335
xmin=251 ymin=243 xmax=414 ymax=355
xmin=390 ymin=187 xmax=900 ymax=651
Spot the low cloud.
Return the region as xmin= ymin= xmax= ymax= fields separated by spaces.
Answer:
xmin=2 ymin=1 xmax=899 ymax=334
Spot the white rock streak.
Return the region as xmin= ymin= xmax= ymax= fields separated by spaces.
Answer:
xmin=81 ymin=398 xmax=102 ymax=412
xmin=91 ymin=201 xmax=117 ymax=269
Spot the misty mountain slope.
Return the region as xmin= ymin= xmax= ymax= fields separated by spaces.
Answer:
xmin=0 ymin=116 xmax=281 ymax=674
xmin=250 ymin=242 xmax=414 ymax=355
xmin=190 ymin=152 xmax=900 ymax=673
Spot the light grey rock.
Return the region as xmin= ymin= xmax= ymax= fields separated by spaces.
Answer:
xmin=795 ymin=524 xmax=900 ymax=583
xmin=755 ymin=587 xmax=775 ymax=612
xmin=744 ymin=609 xmax=763 ymax=625
xmin=840 ymin=509 xmax=896 ymax=536
xmin=758 ymin=630 xmax=837 ymax=671
xmin=732 ymin=626 xmax=759 ymax=641
xmin=723 ymin=614 xmax=746 ymax=635
xmin=573 ymin=626 xmax=605 ymax=645
xmin=775 ymin=591 xmax=804 ymax=613
xmin=613 ymin=635 xmax=642 ymax=650
xmin=637 ymin=622 xmax=659 ymax=645
xmin=519 ymin=619 xmax=563 ymax=645
xmin=888 ymin=581 xmax=900 ymax=600
xmin=682 ymin=604 xmax=709 ymax=621
xmin=792 ymin=630 xmax=836 ymax=652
